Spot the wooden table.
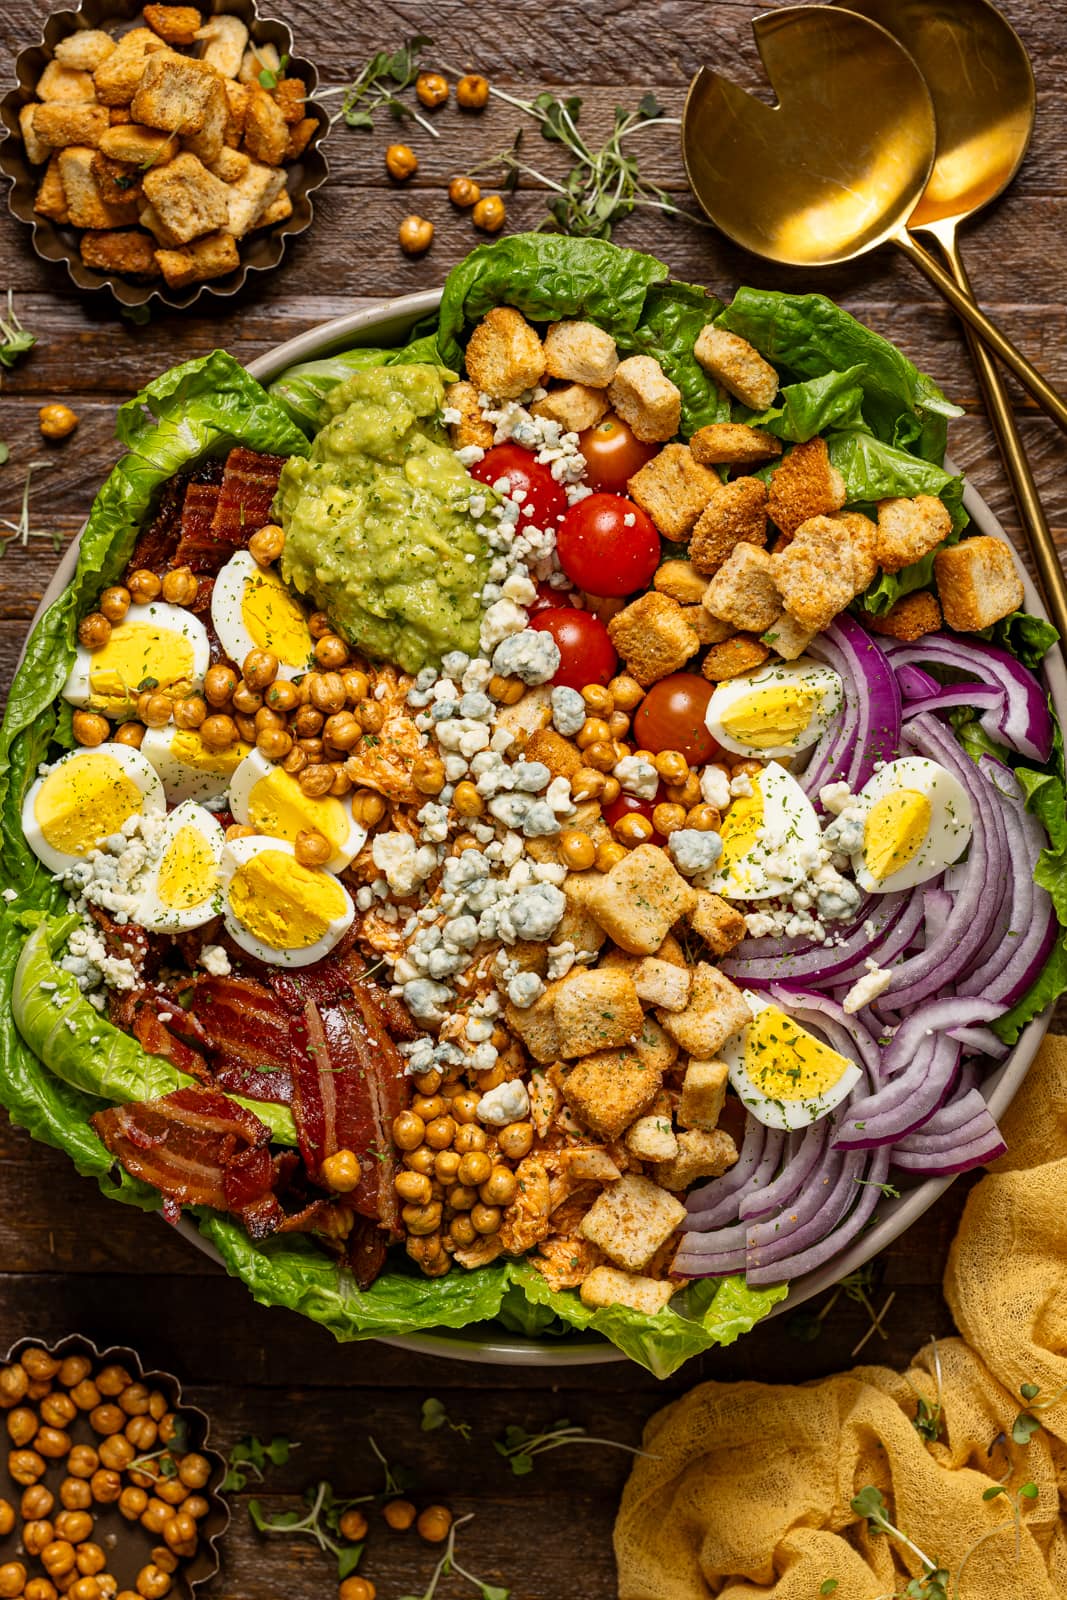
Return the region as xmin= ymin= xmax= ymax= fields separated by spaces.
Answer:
xmin=0 ymin=1 xmax=1064 ymax=1594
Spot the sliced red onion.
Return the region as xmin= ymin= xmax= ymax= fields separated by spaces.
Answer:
xmin=922 ymin=887 xmax=954 ymax=947
xmin=722 ymin=894 xmax=908 ymax=984
xmin=897 ymin=662 xmax=941 ymax=700
xmin=901 ymin=684 xmax=1005 ymax=720
xmin=739 ymin=1120 xmax=830 ymax=1221
xmin=890 ymin=1123 xmax=1006 ymax=1175
xmin=804 ymin=617 xmax=901 ymax=799
xmin=884 ymin=634 xmax=1053 ymax=762
xmin=746 ymin=1148 xmax=892 ymax=1286
xmin=746 ymin=1146 xmax=865 ymax=1266
xmin=685 ymin=1118 xmax=777 ymax=1223
xmin=949 ymin=1026 xmax=1009 ymax=1060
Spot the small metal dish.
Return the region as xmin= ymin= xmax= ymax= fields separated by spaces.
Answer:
xmin=0 ymin=1333 xmax=230 ymax=1593
xmin=0 ymin=0 xmax=329 ymax=310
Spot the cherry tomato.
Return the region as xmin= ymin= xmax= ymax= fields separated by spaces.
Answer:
xmin=632 ymin=673 xmax=721 ymax=764
xmin=530 ymin=608 xmax=616 ymax=690
xmin=578 ymin=413 xmax=659 ymax=493
xmin=603 ymin=790 xmax=669 ymax=840
xmin=469 ymin=443 xmax=568 ymax=527
xmin=556 ymin=493 xmax=660 ymax=597
xmin=529 ymin=581 xmax=576 ymax=614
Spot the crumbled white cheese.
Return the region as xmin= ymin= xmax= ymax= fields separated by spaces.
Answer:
xmin=842 ymin=961 xmax=893 ymax=1015
xmin=551 ymin=686 xmax=586 ymax=737
xmin=699 ymin=764 xmax=731 ymax=812
xmin=199 ymin=944 xmax=231 ymax=977
xmin=668 ymin=829 xmax=724 ymax=876
xmin=614 ymin=755 xmax=659 ymax=800
xmin=476 ymin=1078 xmax=530 ymax=1126
xmin=491 ymin=629 xmax=560 ymax=686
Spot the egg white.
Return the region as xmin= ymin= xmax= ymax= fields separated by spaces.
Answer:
xmin=227 ymin=749 xmax=367 ymax=872
xmin=720 ymin=990 xmax=862 ymax=1130
xmin=135 ymin=801 xmax=225 ymax=933
xmin=699 ymin=760 xmax=821 ymax=901
xmin=211 ymin=551 xmax=315 ymax=679
xmin=22 ymin=743 xmax=166 ymax=876
xmin=62 ymin=602 xmax=210 ymax=717
xmin=704 ymin=658 xmax=843 ymax=759
xmin=220 ymin=834 xmax=355 ymax=967
xmin=848 ymin=757 xmax=974 ymax=894
xmin=141 ymin=724 xmax=252 ymax=805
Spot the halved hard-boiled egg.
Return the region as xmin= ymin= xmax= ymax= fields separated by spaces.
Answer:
xmin=720 ymin=990 xmax=862 ymax=1130
xmin=135 ymin=801 xmax=225 ymax=932
xmin=220 ymin=835 xmax=355 ymax=967
xmin=847 ymin=757 xmax=973 ymax=894
xmin=141 ymin=724 xmax=252 ymax=805
xmin=704 ymin=658 xmax=843 ymax=759
xmin=699 ymin=760 xmax=821 ymax=901
xmin=62 ymin=602 xmax=210 ymax=719
xmin=22 ymin=744 xmax=165 ymax=875
xmin=227 ymin=750 xmax=367 ymax=872
xmin=212 ymin=551 xmax=315 ymax=680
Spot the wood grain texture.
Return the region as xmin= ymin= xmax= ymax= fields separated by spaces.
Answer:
xmin=0 ymin=1 xmax=1064 ymax=1594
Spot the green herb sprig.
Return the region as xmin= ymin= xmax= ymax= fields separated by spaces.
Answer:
xmin=1011 ymin=1379 xmax=1067 ymax=1445
xmin=0 ymin=292 xmax=35 ymax=369
xmin=421 ymin=1396 xmax=472 ymax=1441
xmin=0 ymin=462 xmax=59 ymax=561
xmin=850 ymin=1486 xmax=949 ymax=1599
xmin=319 ymin=37 xmax=439 ymax=138
xmin=399 ymin=1513 xmax=509 ymax=1600
xmin=249 ymin=1478 xmax=366 ymax=1581
xmin=493 ymin=1418 xmax=649 ymax=1478
xmin=220 ymin=1433 xmax=296 ymax=1493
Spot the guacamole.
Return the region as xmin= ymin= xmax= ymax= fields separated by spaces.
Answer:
xmin=275 ymin=365 xmax=492 ymax=674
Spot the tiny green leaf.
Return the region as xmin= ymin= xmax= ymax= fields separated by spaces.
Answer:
xmin=1012 ymin=1411 xmax=1042 ymax=1445
xmin=1021 ymin=1382 xmax=1041 ymax=1401
xmin=820 ymin=1582 xmax=839 ymax=1596
xmin=1019 ymin=1481 xmax=1039 ymax=1500
xmin=982 ymin=1485 xmax=1007 ymax=1500
xmin=337 ymin=1545 xmax=364 ymax=1578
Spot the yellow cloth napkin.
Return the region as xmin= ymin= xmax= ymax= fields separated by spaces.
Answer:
xmin=614 ymin=1036 xmax=1067 ymax=1600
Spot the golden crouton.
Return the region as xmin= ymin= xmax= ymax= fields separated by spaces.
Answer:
xmin=223 ymin=78 xmax=252 ymax=143
xmin=584 ymin=843 xmax=698 ymax=956
xmin=196 ymin=13 xmax=249 ymax=78
xmin=90 ymin=153 xmax=143 ymax=205
xmin=761 ymin=613 xmax=816 ymax=661
xmin=773 ymin=514 xmax=867 ymax=632
xmin=54 ymin=30 xmax=117 ymax=73
xmin=58 ymin=146 xmax=140 ymax=229
xmin=634 ymin=1013 xmax=678 ymax=1074
xmin=654 ymin=1127 xmax=738 ymax=1190
xmin=608 ymin=591 xmax=700 ymax=687
xmin=689 ymin=477 xmax=769 ymax=576
xmin=33 ymin=154 xmax=69 ymax=223
xmin=561 ymin=1048 xmax=662 ymax=1139
xmin=131 ymin=54 xmax=222 ymax=135
xmin=678 ymin=1059 xmax=729 ymax=1131
xmin=689 ymin=891 xmax=746 ymax=956
xmin=243 ymin=85 xmax=289 ymax=165
xmin=465 ymin=307 xmax=545 ymax=400
xmin=18 ymin=106 xmax=50 ymax=167
xmin=544 ymin=320 xmax=619 ymax=387
xmin=625 ymin=1113 xmax=679 ymax=1163
xmin=222 ymin=157 xmax=284 ymax=237
xmin=154 ymin=228 xmax=239 ymax=289
xmin=833 ymin=509 xmax=879 ymax=591
xmin=704 ymin=543 xmax=783 ymax=634
xmin=37 ymin=60 xmax=97 ymax=103
xmin=523 ymin=727 xmax=583 ymax=781
xmin=554 ymin=877 xmax=609 ymax=960
xmin=255 ymin=187 xmax=293 ymax=228
xmin=284 ymin=116 xmax=318 ymax=162
xmin=694 ymin=325 xmax=778 ymax=411
xmin=683 ymin=606 xmax=731 ymax=646
xmin=631 ymin=957 xmax=690 ymax=1012
xmin=183 ymin=84 xmax=229 ymax=164
xmin=767 ymin=437 xmax=847 ymax=540
xmin=142 ymin=151 xmax=229 ymax=242
xmin=98 ymin=123 xmax=179 ymax=166
xmin=608 ymin=355 xmax=681 ymax=444
xmin=530 ymin=383 xmax=610 ymax=434
xmin=658 ymin=962 xmax=752 ymax=1057
xmin=274 ymin=78 xmax=308 ymax=126
xmin=554 ymin=968 xmax=643 ymax=1059
xmin=627 ymin=444 xmax=719 ymax=540
xmin=33 ymin=102 xmax=110 ymax=150
xmin=138 ymin=202 xmax=182 ymax=246
xmin=876 ymin=494 xmax=953 ymax=573
xmin=690 ymin=422 xmax=782 ymax=467
xmin=934 ymin=536 xmax=1024 ymax=631
xmin=580 ymin=1266 xmax=676 ymax=1316
xmin=93 ymin=29 xmax=169 ymax=108
xmin=579 ymin=1173 xmax=686 ymax=1272
xmin=654 ymin=560 xmax=708 ymax=606
xmin=861 ymin=590 xmax=943 ymax=643
xmin=80 ymin=229 xmax=160 ymax=277
xmin=144 ymin=5 xmax=203 ymax=46
xmin=504 ymin=983 xmax=564 ymax=1065
xmin=206 ymin=145 xmax=250 ymax=184
xmin=701 ymin=635 xmax=771 ymax=681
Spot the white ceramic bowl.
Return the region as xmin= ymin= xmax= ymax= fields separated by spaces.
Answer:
xmin=29 ymin=290 xmax=1067 ymax=1366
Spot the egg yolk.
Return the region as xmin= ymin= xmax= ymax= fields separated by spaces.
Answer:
xmin=87 ymin=622 xmax=195 ymax=714
xmin=719 ymin=686 xmax=816 ymax=750
xmin=246 ymin=767 xmax=349 ymax=855
xmin=717 ymin=780 xmax=765 ymax=880
xmin=863 ymin=790 xmax=931 ymax=882
xmin=227 ymin=850 xmax=348 ymax=949
xmin=241 ymin=569 xmax=314 ymax=669
xmin=157 ymin=826 xmax=218 ymax=910
xmin=170 ymin=730 xmax=250 ymax=776
xmin=744 ymin=1006 xmax=853 ymax=1101
xmin=34 ymin=755 xmax=143 ymax=857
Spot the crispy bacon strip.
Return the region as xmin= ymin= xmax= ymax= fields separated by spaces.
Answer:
xmin=209 ymin=447 xmax=286 ymax=546
xmin=128 ymin=471 xmax=186 ymax=573
xmin=190 ymin=976 xmax=294 ymax=1104
xmin=132 ymin=1008 xmax=210 ymax=1083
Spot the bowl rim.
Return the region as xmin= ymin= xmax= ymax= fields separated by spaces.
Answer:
xmin=24 ymin=288 xmax=1067 ymax=1368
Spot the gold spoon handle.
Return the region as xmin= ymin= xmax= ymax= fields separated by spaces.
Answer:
xmin=893 ymin=228 xmax=1067 ymax=436
xmin=927 ymin=229 xmax=1067 ymax=647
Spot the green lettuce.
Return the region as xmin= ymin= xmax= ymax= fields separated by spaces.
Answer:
xmin=267 ymin=332 xmax=445 ymax=434
xmin=987 ymin=611 xmax=1060 ymax=669
xmin=618 ymin=278 xmax=730 ymax=434
xmin=744 ymin=365 xmax=868 ymax=442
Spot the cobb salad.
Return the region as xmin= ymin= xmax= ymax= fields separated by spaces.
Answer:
xmin=2 ymin=234 xmax=1064 ymax=1377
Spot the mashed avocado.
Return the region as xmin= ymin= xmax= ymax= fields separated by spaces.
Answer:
xmin=275 ymin=365 xmax=492 ymax=674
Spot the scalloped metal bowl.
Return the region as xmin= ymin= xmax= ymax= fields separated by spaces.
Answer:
xmin=0 ymin=0 xmax=329 ymax=310
xmin=0 ymin=1333 xmax=229 ymax=1591
xmin=26 ymin=289 xmax=1067 ymax=1366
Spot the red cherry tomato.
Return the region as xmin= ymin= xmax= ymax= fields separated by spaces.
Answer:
xmin=530 ymin=608 xmax=617 ymax=691
xmin=578 ymin=413 xmax=659 ymax=493
xmin=469 ymin=443 xmax=568 ymax=527
xmin=529 ymin=581 xmax=576 ymax=614
xmin=632 ymin=673 xmax=721 ymax=764
xmin=603 ymin=790 xmax=669 ymax=840
xmin=556 ymin=493 xmax=660 ymax=597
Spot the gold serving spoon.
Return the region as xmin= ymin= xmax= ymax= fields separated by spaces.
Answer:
xmin=681 ymin=5 xmax=1067 ymax=438
xmin=834 ymin=0 xmax=1067 ymax=645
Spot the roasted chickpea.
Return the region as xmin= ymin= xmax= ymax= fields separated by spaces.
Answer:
xmin=433 ymin=1150 xmax=461 ymax=1186
xmin=686 ymin=803 xmax=720 ymax=831
xmin=453 ymin=1124 xmax=487 ymax=1156
xmin=652 ymin=801 xmax=687 ymax=836
xmin=322 ymin=711 xmax=361 ymax=752
xmin=149 ymin=1551 xmax=178 ymax=1576
xmin=9 ymin=1448 xmax=45 ymax=1484
xmin=135 ymin=691 xmax=171 ymax=729
xmin=39 ymin=404 xmax=79 ymax=440
xmin=559 ymin=828 xmax=596 ymax=870
xmin=308 ymin=672 xmax=346 ymax=714
xmin=41 ymin=1543 xmax=76 ymax=1579
xmin=0 ymin=1501 xmax=12 ymax=1538
xmin=382 ymin=1499 xmax=416 ymax=1531
xmin=402 ymin=1201 xmax=442 ymax=1236
xmin=666 ymin=772 xmax=702 ymax=809
xmin=569 ymin=767 xmax=604 ymax=802
xmin=416 ymin=1505 xmax=453 ymax=1543
xmin=472 ymin=194 xmax=506 ymax=232
xmin=266 ymin=679 xmax=299 ymax=714
xmin=412 ymin=1093 xmax=446 ymax=1123
xmin=172 ymin=695 xmax=207 ymax=731
xmin=608 ymin=710 xmax=631 ymax=740
xmin=55 ymin=1511 xmax=93 ymax=1544
xmin=488 ymin=673 xmax=524 ymax=705
xmin=75 ymin=1547 xmax=106 ymax=1577
xmin=615 ymin=813 xmax=654 ymax=845
xmin=293 ymin=705 xmax=323 ymax=737
xmin=111 ymin=721 xmax=144 ymax=749
xmin=89 ymin=1470 xmax=122 ymax=1505
xmin=139 ymin=1500 xmax=170 ymax=1536
xmin=653 ymin=749 xmax=690 ymax=786
xmin=99 ymin=586 xmax=131 ymax=624
xmin=176 ymin=1454 xmax=210 ymax=1491
xmin=395 ymin=1170 xmax=432 ymax=1205
xmin=198 ymin=714 xmax=237 ymax=752
xmin=596 ymin=839 xmax=628 ymax=872
xmin=355 ymin=699 xmax=385 ymax=733
xmin=337 ymin=1507 xmax=368 ymax=1542
xmin=59 ymin=1479 xmax=91 ymax=1511
xmin=295 ymin=762 xmax=331 ymax=799
xmin=290 ymin=829 xmax=330 ymax=870
xmin=242 ymin=649 xmax=280 ymax=690
xmin=9 ymin=1407 xmax=38 ymax=1446
xmin=127 ymin=570 xmax=161 ymax=604
xmin=182 ymin=1494 xmax=209 ymax=1522
xmin=256 ymin=726 xmax=292 ymax=761
xmin=349 ymin=790 xmax=386 ymax=829
xmin=339 ymin=1580 xmax=375 ymax=1600
xmin=480 ymin=1166 xmax=518 ymax=1206
xmin=448 ymin=175 xmax=480 ymax=208
xmin=125 ymin=1417 xmax=157 ymax=1454
xmin=456 ymin=72 xmax=489 ymax=109
xmin=25 ymin=1581 xmax=58 ymax=1600
xmin=450 ymin=1089 xmax=480 ymax=1124
xmin=384 ymin=142 xmax=418 ymax=180
xmin=118 ymin=1488 xmax=147 ymax=1523
xmin=321 ymin=1149 xmax=362 ymax=1194
xmin=398 ymin=215 xmax=434 ymax=255
xmin=21 ymin=1486 xmax=53 ymax=1521
xmin=392 ymin=1111 xmax=426 ymax=1151
xmin=404 ymin=1145 xmax=436 ymax=1177
xmin=70 ymin=1581 xmax=104 ymax=1600
xmin=36 ymin=1427 xmax=72 ymax=1459
xmin=101 ymin=1431 xmax=135 ymax=1467
xmin=496 ymin=1120 xmax=533 ymax=1160
xmin=69 ymin=709 xmax=109 ymax=748
xmin=412 ymin=754 xmax=446 ymax=795
xmin=160 ymin=567 xmax=197 ymax=607
xmin=134 ymin=1567 xmax=170 ymax=1600
xmin=415 ymin=70 xmax=448 ymax=107
xmin=0 ymin=1562 xmax=26 ymax=1598
xmin=452 ymin=780 xmax=484 ymax=816
xmin=234 ymin=712 xmax=258 ymax=743
xmin=457 ymin=1150 xmax=491 ymax=1187
xmin=68 ymin=1445 xmax=100 ymax=1479
xmin=77 ymin=613 xmax=111 ymax=651
xmin=204 ymin=665 xmax=238 ymax=708
xmin=582 ymin=739 xmax=616 ymax=772
xmin=423 ymin=1115 xmax=455 ymax=1153
xmin=248 ymin=523 xmax=284 ymax=566
xmin=147 ymin=1393 xmax=167 ymax=1423
xmin=314 ymin=633 xmax=349 ymax=669
xmin=470 ymin=1202 xmax=502 ymax=1235
xmin=231 ymin=682 xmax=263 ymax=717
xmin=0 ymin=1368 xmax=28 ymax=1408
xmin=161 ymin=1511 xmax=197 ymax=1553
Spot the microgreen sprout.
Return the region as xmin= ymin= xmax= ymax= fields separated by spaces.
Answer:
xmin=318 ymin=37 xmax=439 ymax=138
xmin=421 ymin=1397 xmax=472 ymax=1440
xmin=0 ymin=292 xmax=35 ymax=369
xmin=128 ymin=1415 xmax=190 ymax=1481
xmin=220 ymin=1433 xmax=296 ymax=1493
xmin=1011 ymin=1379 xmax=1067 ymax=1445
xmin=0 ymin=461 xmax=59 ymax=560
xmin=258 ymin=51 xmax=290 ymax=90
xmin=910 ymin=1337 xmax=945 ymax=1446
xmin=852 ymin=1487 xmax=949 ymax=1598
xmin=493 ymin=1418 xmax=650 ymax=1477
xmin=399 ymin=1513 xmax=509 ymax=1600
xmin=953 ymin=1479 xmax=1039 ymax=1596
xmin=249 ymin=1478 xmax=366 ymax=1580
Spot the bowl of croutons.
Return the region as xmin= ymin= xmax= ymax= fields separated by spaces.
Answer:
xmin=0 ymin=0 xmax=328 ymax=308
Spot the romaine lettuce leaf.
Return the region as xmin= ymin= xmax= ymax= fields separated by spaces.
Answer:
xmin=744 ymin=364 xmax=869 ymax=442
xmin=986 ymin=610 xmax=1060 ymax=669
xmin=993 ymin=933 xmax=1067 ymax=1046
xmin=620 ymin=278 xmax=730 ymax=435
xmin=267 ymin=332 xmax=446 ymax=434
